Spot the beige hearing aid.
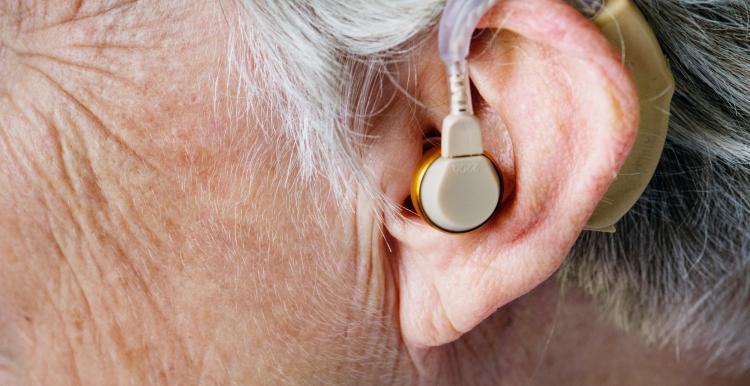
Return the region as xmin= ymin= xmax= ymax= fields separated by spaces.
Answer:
xmin=411 ymin=112 xmax=503 ymax=233
xmin=409 ymin=0 xmax=504 ymax=234
xmin=585 ymin=0 xmax=675 ymax=232
xmin=411 ymin=0 xmax=674 ymax=234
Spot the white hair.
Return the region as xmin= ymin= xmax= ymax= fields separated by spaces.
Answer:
xmin=230 ymin=0 xmax=750 ymax=373
xmin=227 ymin=0 xmax=442 ymax=204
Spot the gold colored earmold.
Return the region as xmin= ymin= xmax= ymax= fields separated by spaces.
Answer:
xmin=410 ymin=148 xmax=503 ymax=234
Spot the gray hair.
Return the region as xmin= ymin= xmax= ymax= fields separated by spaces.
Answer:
xmin=231 ymin=0 xmax=750 ymax=372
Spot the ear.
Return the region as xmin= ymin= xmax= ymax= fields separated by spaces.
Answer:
xmin=382 ymin=0 xmax=640 ymax=347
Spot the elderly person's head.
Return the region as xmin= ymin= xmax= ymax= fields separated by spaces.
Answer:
xmin=1 ymin=0 xmax=749 ymax=384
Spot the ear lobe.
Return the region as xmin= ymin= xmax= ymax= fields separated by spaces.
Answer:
xmin=386 ymin=0 xmax=639 ymax=348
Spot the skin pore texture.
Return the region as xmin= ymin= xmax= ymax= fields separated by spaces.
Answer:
xmin=0 ymin=0 xmax=748 ymax=385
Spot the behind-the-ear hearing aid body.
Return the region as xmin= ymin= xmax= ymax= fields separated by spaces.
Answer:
xmin=411 ymin=0 xmax=674 ymax=234
xmin=583 ymin=0 xmax=675 ymax=232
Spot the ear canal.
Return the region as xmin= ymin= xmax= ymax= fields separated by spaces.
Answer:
xmin=411 ymin=150 xmax=502 ymax=233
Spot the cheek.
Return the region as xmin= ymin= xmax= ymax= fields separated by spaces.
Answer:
xmin=174 ymin=144 xmax=354 ymax=313
xmin=0 ymin=302 xmax=22 ymax=380
xmin=174 ymin=154 xmax=385 ymax=375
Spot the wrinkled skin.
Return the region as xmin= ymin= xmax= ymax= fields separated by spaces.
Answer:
xmin=0 ymin=1 xmax=748 ymax=385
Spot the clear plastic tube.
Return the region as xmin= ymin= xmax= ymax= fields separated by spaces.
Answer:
xmin=438 ymin=0 xmax=498 ymax=115
xmin=438 ymin=0 xmax=498 ymax=64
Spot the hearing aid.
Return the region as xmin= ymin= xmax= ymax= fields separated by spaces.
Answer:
xmin=410 ymin=0 xmax=502 ymax=234
xmin=410 ymin=0 xmax=674 ymax=234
